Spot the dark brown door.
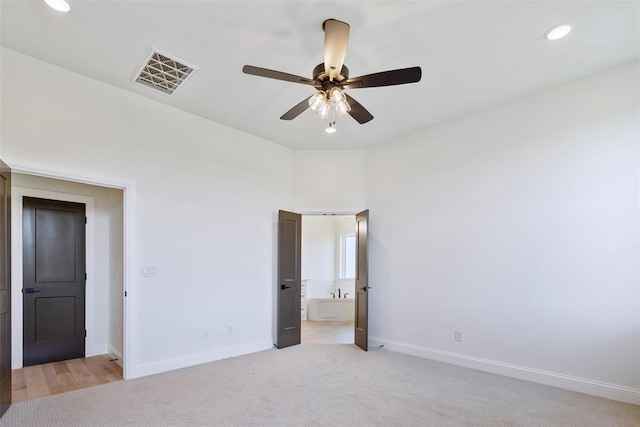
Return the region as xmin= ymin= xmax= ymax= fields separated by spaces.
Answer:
xmin=23 ymin=197 xmax=86 ymax=366
xmin=276 ymin=210 xmax=301 ymax=349
xmin=354 ymin=210 xmax=369 ymax=351
xmin=0 ymin=160 xmax=11 ymax=418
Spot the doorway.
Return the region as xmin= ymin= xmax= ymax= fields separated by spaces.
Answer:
xmin=11 ymin=174 xmax=124 ymax=374
xmin=300 ymin=214 xmax=356 ymax=344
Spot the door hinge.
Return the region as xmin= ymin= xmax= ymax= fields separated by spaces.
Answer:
xmin=85 ymin=217 xmax=87 ymax=224
xmin=85 ymin=330 xmax=87 ymax=338
xmin=124 ymin=291 xmax=127 ymax=297
xmin=85 ymin=273 xmax=87 ymax=281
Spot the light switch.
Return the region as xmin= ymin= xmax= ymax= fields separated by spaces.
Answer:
xmin=140 ymin=265 xmax=158 ymax=277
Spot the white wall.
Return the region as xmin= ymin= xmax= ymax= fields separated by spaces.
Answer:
xmin=302 ymin=215 xmax=355 ymax=299
xmin=11 ymin=173 xmax=124 ymax=365
xmin=334 ymin=216 xmax=356 ymax=297
xmin=302 ymin=216 xmax=335 ymax=297
xmin=293 ymin=150 xmax=365 ymax=213
xmin=107 ymin=187 xmax=124 ymax=358
xmin=1 ymin=48 xmax=293 ymax=377
xmin=366 ymin=60 xmax=640 ymax=403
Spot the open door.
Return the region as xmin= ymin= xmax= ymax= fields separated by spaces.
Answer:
xmin=276 ymin=210 xmax=301 ymax=349
xmin=0 ymin=160 xmax=11 ymax=418
xmin=354 ymin=209 xmax=369 ymax=351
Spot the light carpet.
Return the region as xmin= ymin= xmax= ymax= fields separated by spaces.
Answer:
xmin=1 ymin=344 xmax=638 ymax=426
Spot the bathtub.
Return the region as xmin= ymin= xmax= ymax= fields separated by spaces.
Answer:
xmin=307 ymin=297 xmax=355 ymax=321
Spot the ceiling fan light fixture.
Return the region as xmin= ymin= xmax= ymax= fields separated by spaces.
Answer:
xmin=318 ymin=100 xmax=331 ymax=119
xmin=321 ymin=87 xmax=350 ymax=117
xmin=43 ymin=0 xmax=70 ymax=12
xmin=309 ymin=91 xmax=326 ymax=112
xmin=336 ymin=101 xmax=350 ymax=116
xmin=544 ymin=24 xmax=572 ymax=40
xmin=336 ymin=98 xmax=351 ymax=116
xmin=329 ymin=87 xmax=345 ymax=103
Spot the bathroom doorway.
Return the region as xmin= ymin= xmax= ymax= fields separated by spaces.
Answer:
xmin=300 ymin=214 xmax=355 ymax=344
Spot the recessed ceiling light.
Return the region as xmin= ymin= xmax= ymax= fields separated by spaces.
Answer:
xmin=544 ymin=24 xmax=571 ymax=41
xmin=44 ymin=0 xmax=70 ymax=12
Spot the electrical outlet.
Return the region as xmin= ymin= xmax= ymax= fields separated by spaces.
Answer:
xmin=226 ymin=325 xmax=234 ymax=336
xmin=204 ymin=329 xmax=211 ymax=338
xmin=455 ymin=329 xmax=463 ymax=342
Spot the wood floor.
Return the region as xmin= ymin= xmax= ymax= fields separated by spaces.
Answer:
xmin=301 ymin=320 xmax=354 ymax=344
xmin=12 ymin=354 xmax=123 ymax=403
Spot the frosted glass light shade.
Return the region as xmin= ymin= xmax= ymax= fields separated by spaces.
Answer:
xmin=309 ymin=92 xmax=326 ymax=112
xmin=318 ymin=101 xmax=330 ymax=119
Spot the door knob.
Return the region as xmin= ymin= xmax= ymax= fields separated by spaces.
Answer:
xmin=24 ymin=288 xmax=41 ymax=294
xmin=281 ymin=285 xmax=291 ymax=290
xmin=361 ymin=286 xmax=371 ymax=292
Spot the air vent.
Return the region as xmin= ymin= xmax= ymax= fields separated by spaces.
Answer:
xmin=132 ymin=48 xmax=199 ymax=96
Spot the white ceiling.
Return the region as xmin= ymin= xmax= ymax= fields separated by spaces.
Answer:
xmin=1 ymin=1 xmax=638 ymax=149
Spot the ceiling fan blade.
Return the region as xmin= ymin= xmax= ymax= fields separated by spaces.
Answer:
xmin=323 ymin=19 xmax=350 ymax=81
xmin=280 ymin=96 xmax=312 ymax=120
xmin=345 ymin=93 xmax=373 ymax=124
xmin=343 ymin=67 xmax=422 ymax=89
xmin=242 ymin=65 xmax=316 ymax=86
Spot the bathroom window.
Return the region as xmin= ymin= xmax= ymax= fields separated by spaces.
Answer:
xmin=340 ymin=233 xmax=356 ymax=279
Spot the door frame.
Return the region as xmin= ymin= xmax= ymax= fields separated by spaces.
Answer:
xmin=8 ymin=162 xmax=135 ymax=380
xmin=13 ymin=189 xmax=94 ymax=366
xmin=284 ymin=210 xmax=363 ymax=347
xmin=0 ymin=160 xmax=11 ymax=418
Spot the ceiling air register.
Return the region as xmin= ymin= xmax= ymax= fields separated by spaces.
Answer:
xmin=132 ymin=48 xmax=199 ymax=96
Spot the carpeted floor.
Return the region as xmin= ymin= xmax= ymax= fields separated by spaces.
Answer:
xmin=1 ymin=344 xmax=638 ymax=426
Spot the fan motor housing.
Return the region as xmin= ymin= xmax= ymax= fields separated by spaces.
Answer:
xmin=313 ymin=63 xmax=349 ymax=83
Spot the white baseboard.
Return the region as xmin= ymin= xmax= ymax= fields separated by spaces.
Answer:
xmin=130 ymin=340 xmax=273 ymax=379
xmin=86 ymin=344 xmax=108 ymax=358
xmin=107 ymin=345 xmax=123 ymax=367
xmin=369 ymin=337 xmax=640 ymax=405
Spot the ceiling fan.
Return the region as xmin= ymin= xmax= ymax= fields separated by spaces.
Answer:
xmin=242 ymin=19 xmax=422 ymax=133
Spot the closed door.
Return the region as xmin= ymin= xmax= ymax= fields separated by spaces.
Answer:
xmin=23 ymin=197 xmax=86 ymax=366
xmin=0 ymin=160 xmax=11 ymax=418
